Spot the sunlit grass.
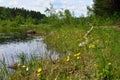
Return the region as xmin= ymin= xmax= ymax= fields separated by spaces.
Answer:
xmin=0 ymin=18 xmax=120 ymax=79
xmin=4 ymin=25 xmax=118 ymax=80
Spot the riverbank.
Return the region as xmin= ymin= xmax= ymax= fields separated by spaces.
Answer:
xmin=0 ymin=22 xmax=51 ymax=43
xmin=4 ymin=24 xmax=119 ymax=80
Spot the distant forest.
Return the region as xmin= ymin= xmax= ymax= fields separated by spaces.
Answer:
xmin=0 ymin=7 xmax=46 ymax=23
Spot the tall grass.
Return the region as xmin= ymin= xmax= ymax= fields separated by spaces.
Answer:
xmin=0 ymin=57 xmax=11 ymax=80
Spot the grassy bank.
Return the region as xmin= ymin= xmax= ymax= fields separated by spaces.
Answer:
xmin=43 ymin=25 xmax=120 ymax=79
xmin=0 ymin=16 xmax=120 ymax=79
xmin=0 ymin=25 xmax=118 ymax=80
xmin=0 ymin=20 xmax=50 ymax=43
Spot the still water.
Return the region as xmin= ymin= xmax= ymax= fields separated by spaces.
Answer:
xmin=0 ymin=36 xmax=59 ymax=65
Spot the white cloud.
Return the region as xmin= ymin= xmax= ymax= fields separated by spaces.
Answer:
xmin=25 ymin=0 xmax=51 ymax=13
xmin=0 ymin=0 xmax=3 ymax=3
xmin=52 ymin=0 xmax=89 ymax=16
xmin=9 ymin=0 xmax=19 ymax=5
xmin=0 ymin=0 xmax=93 ymax=17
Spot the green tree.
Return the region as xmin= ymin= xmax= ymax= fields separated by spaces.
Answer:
xmin=64 ymin=9 xmax=73 ymax=24
xmin=91 ymin=0 xmax=120 ymax=16
xmin=15 ymin=15 xmax=25 ymax=24
xmin=0 ymin=6 xmax=46 ymax=22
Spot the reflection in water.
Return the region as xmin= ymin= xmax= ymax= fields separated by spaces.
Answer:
xmin=0 ymin=36 xmax=59 ymax=65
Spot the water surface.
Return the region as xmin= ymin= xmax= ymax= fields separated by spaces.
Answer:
xmin=0 ymin=36 xmax=59 ymax=65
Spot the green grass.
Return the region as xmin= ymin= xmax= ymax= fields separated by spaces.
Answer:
xmin=4 ymin=25 xmax=119 ymax=80
xmin=0 ymin=16 xmax=120 ymax=80
xmin=0 ymin=20 xmax=50 ymax=43
xmin=43 ymin=25 xmax=120 ymax=79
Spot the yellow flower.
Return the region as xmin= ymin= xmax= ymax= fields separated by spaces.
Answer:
xmin=108 ymin=62 xmax=111 ymax=65
xmin=77 ymin=56 xmax=80 ymax=59
xmin=89 ymin=44 xmax=95 ymax=48
xmin=67 ymin=55 xmax=70 ymax=58
xmin=66 ymin=58 xmax=70 ymax=61
xmin=77 ymin=53 xmax=81 ymax=56
xmin=74 ymin=54 xmax=77 ymax=57
xmin=37 ymin=68 xmax=42 ymax=73
xmin=93 ymin=64 xmax=98 ymax=68
xmin=66 ymin=56 xmax=70 ymax=62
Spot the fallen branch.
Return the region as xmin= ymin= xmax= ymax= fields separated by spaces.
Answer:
xmin=79 ymin=26 xmax=94 ymax=47
xmin=84 ymin=26 xmax=94 ymax=37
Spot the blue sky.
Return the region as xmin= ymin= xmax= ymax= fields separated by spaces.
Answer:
xmin=0 ymin=0 xmax=93 ymax=17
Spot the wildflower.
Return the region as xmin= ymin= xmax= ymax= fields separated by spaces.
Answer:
xmin=89 ymin=44 xmax=95 ymax=48
xmin=79 ymin=42 xmax=87 ymax=47
xmin=74 ymin=52 xmax=81 ymax=60
xmin=108 ymin=62 xmax=111 ymax=65
xmin=77 ymin=56 xmax=80 ymax=59
xmin=37 ymin=68 xmax=42 ymax=73
xmin=26 ymin=67 xmax=29 ymax=71
xmin=77 ymin=53 xmax=81 ymax=56
xmin=66 ymin=55 xmax=70 ymax=62
xmin=93 ymin=63 xmax=98 ymax=68
xmin=22 ymin=65 xmax=26 ymax=68
xmin=74 ymin=54 xmax=77 ymax=57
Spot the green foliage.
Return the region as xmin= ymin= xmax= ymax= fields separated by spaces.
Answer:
xmin=15 ymin=15 xmax=25 ymax=24
xmin=44 ymin=4 xmax=76 ymax=27
xmin=44 ymin=3 xmax=120 ymax=27
xmin=25 ymin=17 xmax=35 ymax=25
xmin=0 ymin=57 xmax=11 ymax=80
xmin=89 ymin=0 xmax=120 ymax=16
xmin=18 ymin=53 xmax=27 ymax=65
xmin=0 ymin=7 xmax=46 ymax=24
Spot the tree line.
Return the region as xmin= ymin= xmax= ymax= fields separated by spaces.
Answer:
xmin=0 ymin=7 xmax=46 ymax=23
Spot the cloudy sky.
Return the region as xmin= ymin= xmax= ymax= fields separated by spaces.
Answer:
xmin=0 ymin=0 xmax=93 ymax=17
